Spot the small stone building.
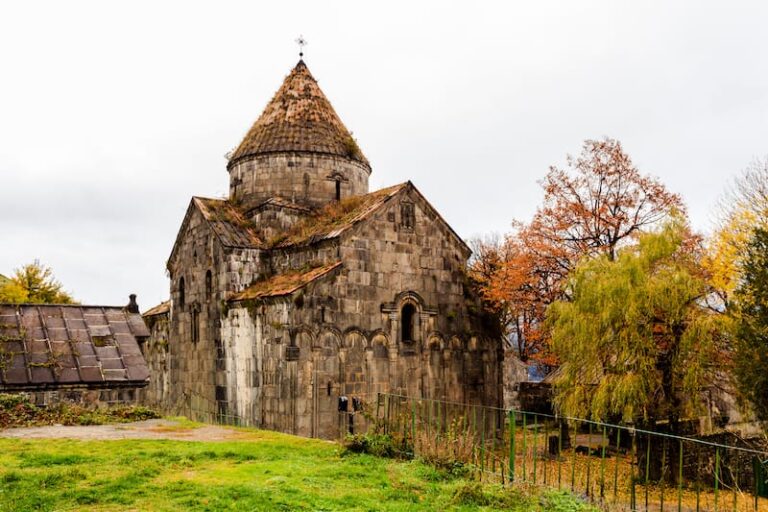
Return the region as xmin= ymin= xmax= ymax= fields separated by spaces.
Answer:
xmin=0 ymin=302 xmax=150 ymax=405
xmin=145 ymin=60 xmax=502 ymax=438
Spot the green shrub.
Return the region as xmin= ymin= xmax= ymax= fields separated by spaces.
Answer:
xmin=0 ymin=393 xmax=160 ymax=428
xmin=343 ymin=433 xmax=405 ymax=459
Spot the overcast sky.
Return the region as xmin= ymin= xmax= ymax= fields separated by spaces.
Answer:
xmin=1 ymin=1 xmax=766 ymax=308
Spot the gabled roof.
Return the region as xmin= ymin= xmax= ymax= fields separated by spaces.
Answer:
xmin=269 ymin=183 xmax=406 ymax=248
xmin=168 ymin=197 xmax=262 ymax=269
xmin=143 ymin=300 xmax=170 ymax=318
xmin=267 ymin=182 xmax=471 ymax=256
xmin=0 ymin=304 xmax=150 ymax=391
xmin=230 ymin=261 xmax=342 ymax=302
xmin=229 ymin=60 xmax=369 ymax=169
xmin=194 ymin=197 xmax=262 ymax=247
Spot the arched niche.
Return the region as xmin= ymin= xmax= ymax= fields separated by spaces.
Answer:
xmin=423 ymin=333 xmax=445 ymax=400
xmin=342 ymin=330 xmax=367 ymax=397
xmin=292 ymin=330 xmax=314 ymax=437
xmin=312 ymin=329 xmax=341 ymax=439
xmin=368 ymin=333 xmax=390 ymax=395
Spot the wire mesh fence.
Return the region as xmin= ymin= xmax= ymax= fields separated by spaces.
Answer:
xmin=374 ymin=393 xmax=768 ymax=512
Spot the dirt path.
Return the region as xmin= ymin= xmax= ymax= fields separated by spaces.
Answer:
xmin=0 ymin=419 xmax=252 ymax=441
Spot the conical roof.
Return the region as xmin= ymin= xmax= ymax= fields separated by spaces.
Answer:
xmin=229 ymin=60 xmax=369 ymax=168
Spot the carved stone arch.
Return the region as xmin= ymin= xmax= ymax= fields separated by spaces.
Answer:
xmin=426 ymin=332 xmax=446 ymax=351
xmin=292 ymin=326 xmax=315 ymax=437
xmin=290 ymin=325 xmax=315 ymax=345
xmin=368 ymin=332 xmax=391 ymax=395
xmin=341 ymin=330 xmax=367 ymax=398
xmin=314 ymin=327 xmax=342 ymax=350
xmin=447 ymin=336 xmax=465 ymax=402
xmin=326 ymin=170 xmax=349 ymax=182
xmin=309 ymin=328 xmax=342 ymax=439
xmin=393 ymin=290 xmax=426 ymax=309
xmin=424 ymin=332 xmax=446 ymax=400
xmin=341 ymin=327 xmax=368 ymax=348
xmin=368 ymin=330 xmax=389 ymax=355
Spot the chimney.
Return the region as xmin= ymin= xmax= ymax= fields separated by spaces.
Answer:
xmin=126 ymin=294 xmax=140 ymax=314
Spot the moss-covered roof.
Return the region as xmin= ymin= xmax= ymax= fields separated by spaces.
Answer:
xmin=268 ymin=183 xmax=406 ymax=248
xmin=230 ymin=261 xmax=342 ymax=302
xmin=142 ymin=301 xmax=170 ymax=318
xmin=229 ymin=60 xmax=369 ymax=168
xmin=194 ymin=197 xmax=262 ymax=248
xmin=0 ymin=304 xmax=150 ymax=390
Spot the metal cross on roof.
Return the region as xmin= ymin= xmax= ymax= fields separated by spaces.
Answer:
xmin=295 ymin=35 xmax=308 ymax=58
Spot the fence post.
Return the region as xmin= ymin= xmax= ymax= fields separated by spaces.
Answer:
xmin=509 ymin=410 xmax=516 ymax=484
xmin=715 ymin=446 xmax=720 ymax=512
xmin=678 ymin=438 xmax=683 ymax=512
xmin=558 ymin=418 xmax=563 ymax=489
xmin=631 ymin=431 xmax=637 ymax=512
xmin=411 ymin=400 xmax=416 ymax=456
xmin=480 ymin=406 xmax=486 ymax=479
xmin=645 ymin=433 xmax=651 ymax=511
xmin=586 ymin=420 xmax=592 ymax=496
xmin=533 ymin=414 xmax=539 ymax=485
xmin=600 ymin=425 xmax=607 ymax=502
xmin=613 ymin=428 xmax=621 ymax=504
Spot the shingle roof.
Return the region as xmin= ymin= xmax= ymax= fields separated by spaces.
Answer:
xmin=229 ymin=60 xmax=369 ymax=168
xmin=194 ymin=197 xmax=262 ymax=248
xmin=142 ymin=301 xmax=170 ymax=318
xmin=230 ymin=261 xmax=342 ymax=302
xmin=0 ymin=304 xmax=150 ymax=391
xmin=269 ymin=183 xmax=406 ymax=248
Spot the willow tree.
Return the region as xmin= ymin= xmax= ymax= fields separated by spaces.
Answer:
xmin=548 ymin=219 xmax=727 ymax=427
xmin=733 ymin=228 xmax=768 ymax=421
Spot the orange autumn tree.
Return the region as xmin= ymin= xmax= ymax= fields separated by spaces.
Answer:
xmin=472 ymin=138 xmax=684 ymax=365
xmin=470 ymin=235 xmax=554 ymax=362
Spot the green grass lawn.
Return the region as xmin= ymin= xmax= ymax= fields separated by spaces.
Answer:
xmin=0 ymin=427 xmax=597 ymax=511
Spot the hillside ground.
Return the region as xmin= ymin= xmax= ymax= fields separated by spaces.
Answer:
xmin=0 ymin=419 xmax=597 ymax=512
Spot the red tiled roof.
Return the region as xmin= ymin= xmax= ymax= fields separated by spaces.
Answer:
xmin=230 ymin=261 xmax=342 ymax=302
xmin=229 ymin=60 xmax=369 ymax=168
xmin=0 ymin=304 xmax=150 ymax=391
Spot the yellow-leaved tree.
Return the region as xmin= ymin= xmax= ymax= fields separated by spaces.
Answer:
xmin=0 ymin=261 xmax=76 ymax=304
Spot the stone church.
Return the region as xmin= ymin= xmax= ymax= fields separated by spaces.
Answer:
xmin=142 ymin=59 xmax=502 ymax=438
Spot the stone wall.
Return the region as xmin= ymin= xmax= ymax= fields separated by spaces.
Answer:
xmin=17 ymin=387 xmax=143 ymax=407
xmin=152 ymin=182 xmax=502 ymax=439
xmin=139 ymin=313 xmax=170 ymax=406
xmin=165 ymin=206 xmax=264 ymax=417
xmin=211 ymin=186 xmax=502 ymax=438
xmin=228 ymin=152 xmax=370 ymax=212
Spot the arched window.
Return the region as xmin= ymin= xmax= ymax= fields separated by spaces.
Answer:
xmin=178 ymin=277 xmax=185 ymax=308
xmin=335 ymin=179 xmax=342 ymax=201
xmin=191 ymin=305 xmax=200 ymax=343
xmin=205 ymin=270 xmax=213 ymax=300
xmin=401 ymin=303 xmax=416 ymax=342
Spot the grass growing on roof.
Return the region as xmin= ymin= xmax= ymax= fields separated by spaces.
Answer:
xmin=0 ymin=427 xmax=597 ymax=512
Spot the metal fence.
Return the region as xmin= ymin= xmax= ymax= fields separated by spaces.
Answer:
xmin=374 ymin=393 xmax=768 ymax=512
